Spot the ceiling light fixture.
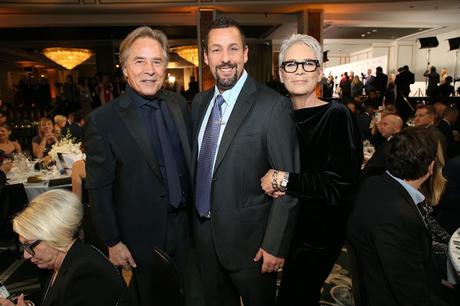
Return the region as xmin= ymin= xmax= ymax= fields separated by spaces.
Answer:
xmin=171 ymin=46 xmax=199 ymax=67
xmin=43 ymin=47 xmax=93 ymax=70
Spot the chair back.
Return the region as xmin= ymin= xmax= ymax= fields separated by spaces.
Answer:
xmin=151 ymin=248 xmax=185 ymax=306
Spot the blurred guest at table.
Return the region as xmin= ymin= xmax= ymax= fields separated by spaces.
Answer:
xmin=363 ymin=89 xmax=380 ymax=110
xmin=439 ymin=76 xmax=455 ymax=97
xmin=0 ymin=189 xmax=129 ymax=306
xmin=322 ymin=75 xmax=334 ymax=98
xmin=436 ymin=155 xmax=460 ymax=234
xmin=424 ymin=66 xmax=440 ymax=97
xmin=433 ymin=102 xmax=448 ymax=120
xmin=99 ymin=75 xmax=114 ymax=104
xmin=351 ymin=75 xmax=363 ymax=98
xmin=61 ymin=111 xmax=83 ymax=141
xmin=53 ymin=114 xmax=67 ymax=137
xmin=260 ymin=34 xmax=362 ymax=306
xmin=437 ymin=107 xmax=459 ymax=158
xmin=348 ymin=127 xmax=448 ymax=306
xmin=32 ymin=117 xmax=58 ymax=159
xmin=363 ymin=68 xmax=375 ymax=94
xmin=0 ymin=111 xmax=7 ymax=125
xmin=373 ymin=66 xmax=388 ymax=100
xmin=356 ymin=104 xmax=374 ymax=141
xmin=361 ymin=114 xmax=403 ymax=180
xmin=85 ymin=26 xmax=192 ymax=306
xmin=0 ymin=123 xmax=22 ymax=160
xmin=395 ymin=65 xmax=415 ymax=123
xmin=0 ymin=159 xmax=12 ymax=195
xmin=440 ymin=68 xmax=448 ymax=85
xmin=415 ymin=104 xmax=437 ymax=128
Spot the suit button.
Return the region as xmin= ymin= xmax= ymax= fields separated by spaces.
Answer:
xmin=160 ymin=195 xmax=166 ymax=198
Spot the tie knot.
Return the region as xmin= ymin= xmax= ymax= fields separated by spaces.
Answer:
xmin=215 ymin=95 xmax=225 ymax=108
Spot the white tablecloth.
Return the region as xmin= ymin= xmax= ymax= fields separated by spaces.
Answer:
xmin=447 ymin=228 xmax=460 ymax=284
xmin=6 ymin=168 xmax=70 ymax=201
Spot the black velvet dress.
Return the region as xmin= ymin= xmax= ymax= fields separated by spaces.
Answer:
xmin=277 ymin=101 xmax=363 ymax=306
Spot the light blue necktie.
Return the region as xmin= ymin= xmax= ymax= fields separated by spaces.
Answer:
xmin=195 ymin=95 xmax=225 ymax=217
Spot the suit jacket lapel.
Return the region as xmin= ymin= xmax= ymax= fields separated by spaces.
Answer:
xmin=214 ymin=76 xmax=256 ymax=173
xmin=160 ymin=91 xmax=192 ymax=173
xmin=115 ymin=95 xmax=162 ymax=180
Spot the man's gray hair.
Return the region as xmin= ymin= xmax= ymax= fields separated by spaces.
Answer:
xmin=119 ymin=26 xmax=169 ymax=68
xmin=278 ymin=34 xmax=323 ymax=66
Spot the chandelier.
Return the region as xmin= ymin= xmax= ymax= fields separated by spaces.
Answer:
xmin=43 ymin=47 xmax=93 ymax=70
xmin=172 ymin=46 xmax=199 ymax=67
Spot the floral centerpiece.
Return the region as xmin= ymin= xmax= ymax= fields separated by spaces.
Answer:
xmin=48 ymin=133 xmax=83 ymax=169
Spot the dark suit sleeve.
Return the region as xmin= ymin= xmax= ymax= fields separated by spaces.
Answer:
xmin=373 ymin=215 xmax=442 ymax=305
xmin=84 ymin=114 xmax=120 ymax=245
xmin=261 ymin=96 xmax=300 ymax=257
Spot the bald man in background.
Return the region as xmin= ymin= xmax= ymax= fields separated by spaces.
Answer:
xmin=361 ymin=114 xmax=403 ymax=180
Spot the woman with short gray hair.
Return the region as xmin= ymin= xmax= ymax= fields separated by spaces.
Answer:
xmin=261 ymin=34 xmax=363 ymax=305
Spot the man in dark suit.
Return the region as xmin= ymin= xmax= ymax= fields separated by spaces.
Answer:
xmin=437 ymin=106 xmax=459 ymax=158
xmin=192 ymin=17 xmax=299 ymax=306
xmin=395 ymin=65 xmax=415 ymax=122
xmin=85 ymin=26 xmax=192 ymax=306
xmin=348 ymin=127 xmax=448 ymax=305
xmin=361 ymin=114 xmax=403 ymax=180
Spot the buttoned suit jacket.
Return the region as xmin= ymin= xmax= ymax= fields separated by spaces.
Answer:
xmin=85 ymin=89 xmax=192 ymax=265
xmin=191 ymin=75 xmax=299 ymax=270
xmin=347 ymin=173 xmax=447 ymax=306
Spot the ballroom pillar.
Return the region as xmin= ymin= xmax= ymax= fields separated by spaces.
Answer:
xmin=197 ymin=8 xmax=216 ymax=91
xmin=297 ymin=9 xmax=324 ymax=46
xmin=95 ymin=44 xmax=115 ymax=76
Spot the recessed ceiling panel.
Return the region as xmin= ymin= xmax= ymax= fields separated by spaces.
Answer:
xmin=324 ymin=26 xmax=430 ymax=40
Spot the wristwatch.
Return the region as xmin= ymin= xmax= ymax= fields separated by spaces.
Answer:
xmin=279 ymin=172 xmax=289 ymax=192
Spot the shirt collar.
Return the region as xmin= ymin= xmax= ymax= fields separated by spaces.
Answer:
xmin=386 ymin=171 xmax=425 ymax=205
xmin=127 ymin=85 xmax=161 ymax=109
xmin=212 ymin=70 xmax=248 ymax=106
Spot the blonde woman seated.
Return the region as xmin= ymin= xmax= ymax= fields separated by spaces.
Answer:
xmin=0 ymin=189 xmax=128 ymax=306
xmin=32 ymin=118 xmax=58 ymax=159
xmin=0 ymin=123 xmax=22 ymax=159
xmin=53 ymin=115 xmax=67 ymax=137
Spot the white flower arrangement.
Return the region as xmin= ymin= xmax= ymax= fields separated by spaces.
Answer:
xmin=48 ymin=134 xmax=83 ymax=168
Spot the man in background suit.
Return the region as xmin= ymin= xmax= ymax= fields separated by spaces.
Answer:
xmin=85 ymin=26 xmax=192 ymax=306
xmin=348 ymin=127 xmax=448 ymax=305
xmin=395 ymin=65 xmax=415 ymax=122
xmin=192 ymin=17 xmax=299 ymax=306
xmin=361 ymin=114 xmax=403 ymax=180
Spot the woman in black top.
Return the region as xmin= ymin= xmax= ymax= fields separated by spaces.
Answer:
xmin=261 ymin=34 xmax=363 ymax=306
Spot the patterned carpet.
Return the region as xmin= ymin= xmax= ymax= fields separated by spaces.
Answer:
xmin=320 ymin=247 xmax=354 ymax=306
xmin=0 ymin=243 xmax=354 ymax=306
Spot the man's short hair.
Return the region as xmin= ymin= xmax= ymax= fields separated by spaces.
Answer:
xmin=442 ymin=106 xmax=458 ymax=119
xmin=119 ymin=26 xmax=169 ymax=68
xmin=387 ymin=127 xmax=437 ymax=180
xmin=205 ymin=17 xmax=246 ymax=51
xmin=417 ymin=104 xmax=437 ymax=117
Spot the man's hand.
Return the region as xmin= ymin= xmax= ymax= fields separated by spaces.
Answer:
xmin=253 ymin=248 xmax=284 ymax=273
xmin=108 ymin=242 xmax=137 ymax=270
